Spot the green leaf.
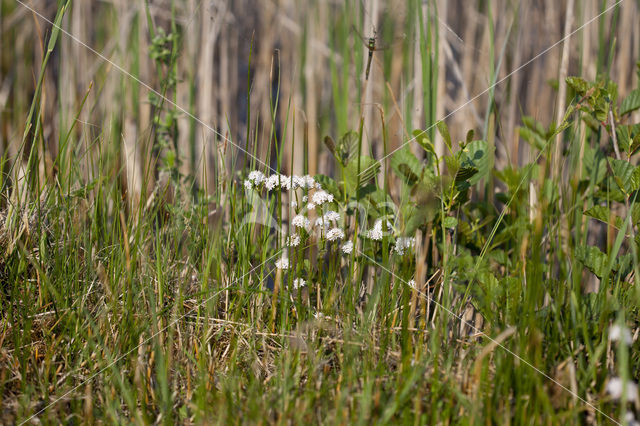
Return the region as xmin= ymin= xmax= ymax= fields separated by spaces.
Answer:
xmin=390 ymin=147 xmax=422 ymax=185
xmin=461 ymin=140 xmax=492 ymax=185
xmin=608 ymin=157 xmax=640 ymax=193
xmin=413 ymin=130 xmax=437 ymax=161
xmin=620 ymin=88 xmax=640 ymax=115
xmin=584 ymin=205 xmax=610 ymax=224
xmin=344 ymin=156 xmax=380 ymax=194
xmin=518 ymin=127 xmax=546 ymax=150
xmin=442 ymin=216 xmax=458 ymax=229
xmin=465 ymin=129 xmax=475 ymax=144
xmin=582 ymin=146 xmax=607 ymax=184
xmin=630 ymin=133 xmax=640 ymax=156
xmin=454 ymin=167 xmax=478 ymax=183
xmin=575 ymin=245 xmax=608 ymax=278
xmin=314 ymin=174 xmax=342 ymax=200
xmin=566 ymin=76 xmax=589 ymax=94
xmin=436 ymin=121 xmax=452 ymax=151
xmin=336 ymin=131 xmax=359 ymax=166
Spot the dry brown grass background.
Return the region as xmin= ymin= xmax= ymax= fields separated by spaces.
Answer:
xmin=1 ymin=0 xmax=638 ymax=202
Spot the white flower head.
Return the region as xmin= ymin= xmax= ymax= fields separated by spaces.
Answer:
xmin=303 ymin=175 xmax=316 ymax=188
xmin=248 ymin=170 xmax=266 ymax=185
xmin=292 ymin=214 xmax=310 ymax=231
xmin=265 ymin=174 xmax=281 ymax=191
xmin=306 ymin=202 xmax=316 ymax=211
xmin=609 ymin=324 xmax=633 ymax=345
xmin=275 ymin=255 xmax=290 ymax=270
xmin=313 ymin=311 xmax=331 ymax=320
xmin=367 ymin=219 xmax=384 ymax=240
xmin=243 ymin=179 xmax=253 ymax=190
xmin=291 ymin=200 xmax=298 ymax=208
xmin=394 ymin=237 xmax=416 ymax=256
xmin=292 ymin=175 xmax=305 ymax=189
xmin=302 ymin=195 xmax=308 ymax=202
xmin=326 ymin=228 xmax=345 ymax=241
xmin=606 ymin=377 xmax=639 ymax=403
xmin=324 ymin=210 xmax=340 ymax=223
xmin=407 ymin=279 xmax=418 ymax=290
xmin=286 ymin=234 xmax=301 ymax=247
xmin=341 ymin=241 xmax=354 ymax=254
xmin=292 ymin=278 xmax=306 ymax=289
xmin=625 ymin=412 xmax=639 ymax=426
xmin=311 ymin=190 xmax=334 ymax=206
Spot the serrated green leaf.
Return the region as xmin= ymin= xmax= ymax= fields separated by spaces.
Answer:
xmin=575 ymin=245 xmax=608 ymax=278
xmin=630 ymin=133 xmax=640 ymax=156
xmin=442 ymin=216 xmax=458 ymax=229
xmin=566 ymin=76 xmax=589 ymax=94
xmin=621 ymin=88 xmax=640 ymax=115
xmin=608 ymin=157 xmax=639 ymax=193
xmin=584 ymin=205 xmax=610 ymax=223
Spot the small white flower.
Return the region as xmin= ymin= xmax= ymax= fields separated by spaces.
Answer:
xmin=292 ymin=278 xmax=306 ymax=289
xmin=265 ymin=174 xmax=281 ymax=191
xmin=306 ymin=202 xmax=316 ymax=210
xmin=280 ymin=178 xmax=291 ymax=190
xmin=326 ymin=228 xmax=345 ymax=241
xmin=303 ymin=175 xmax=316 ymax=188
xmin=394 ymin=237 xmax=416 ymax=256
xmin=275 ymin=255 xmax=290 ymax=270
xmin=367 ymin=219 xmax=384 ymax=240
xmin=312 ymin=190 xmax=334 ymax=206
xmin=610 ymin=324 xmax=633 ymax=345
xmin=606 ymin=377 xmax=639 ymax=403
xmin=314 ymin=312 xmax=331 ymax=320
xmin=323 ymin=210 xmax=340 ymax=223
xmin=292 ymin=175 xmax=305 ymax=189
xmin=625 ymin=412 xmax=639 ymax=426
xmin=286 ymin=234 xmax=301 ymax=247
xmin=291 ymin=200 xmax=298 ymax=208
xmin=407 ymin=279 xmax=418 ymax=290
xmin=243 ymin=179 xmax=253 ymax=190
xmin=248 ymin=170 xmax=266 ymax=185
xmin=341 ymin=241 xmax=354 ymax=254
xmin=292 ymin=214 xmax=310 ymax=230
xmin=302 ymin=195 xmax=308 ymax=202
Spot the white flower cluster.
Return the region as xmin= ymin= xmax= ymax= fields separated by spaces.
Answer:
xmin=341 ymin=241 xmax=354 ymax=254
xmin=275 ymin=255 xmax=290 ymax=270
xmin=326 ymin=228 xmax=345 ymax=241
xmin=606 ymin=377 xmax=639 ymax=403
xmin=394 ymin=237 xmax=415 ymax=255
xmin=244 ymin=172 xmax=316 ymax=192
xmin=286 ymin=234 xmax=301 ymax=247
xmin=609 ymin=324 xmax=633 ymax=345
xmin=311 ymin=190 xmax=334 ymax=206
xmin=292 ymin=214 xmax=311 ymax=231
xmin=407 ymin=279 xmax=418 ymax=290
xmin=292 ymin=278 xmax=306 ymax=289
xmin=315 ymin=210 xmax=341 ymax=229
xmin=367 ymin=219 xmax=385 ymax=240
xmin=244 ymin=170 xmax=266 ymax=189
